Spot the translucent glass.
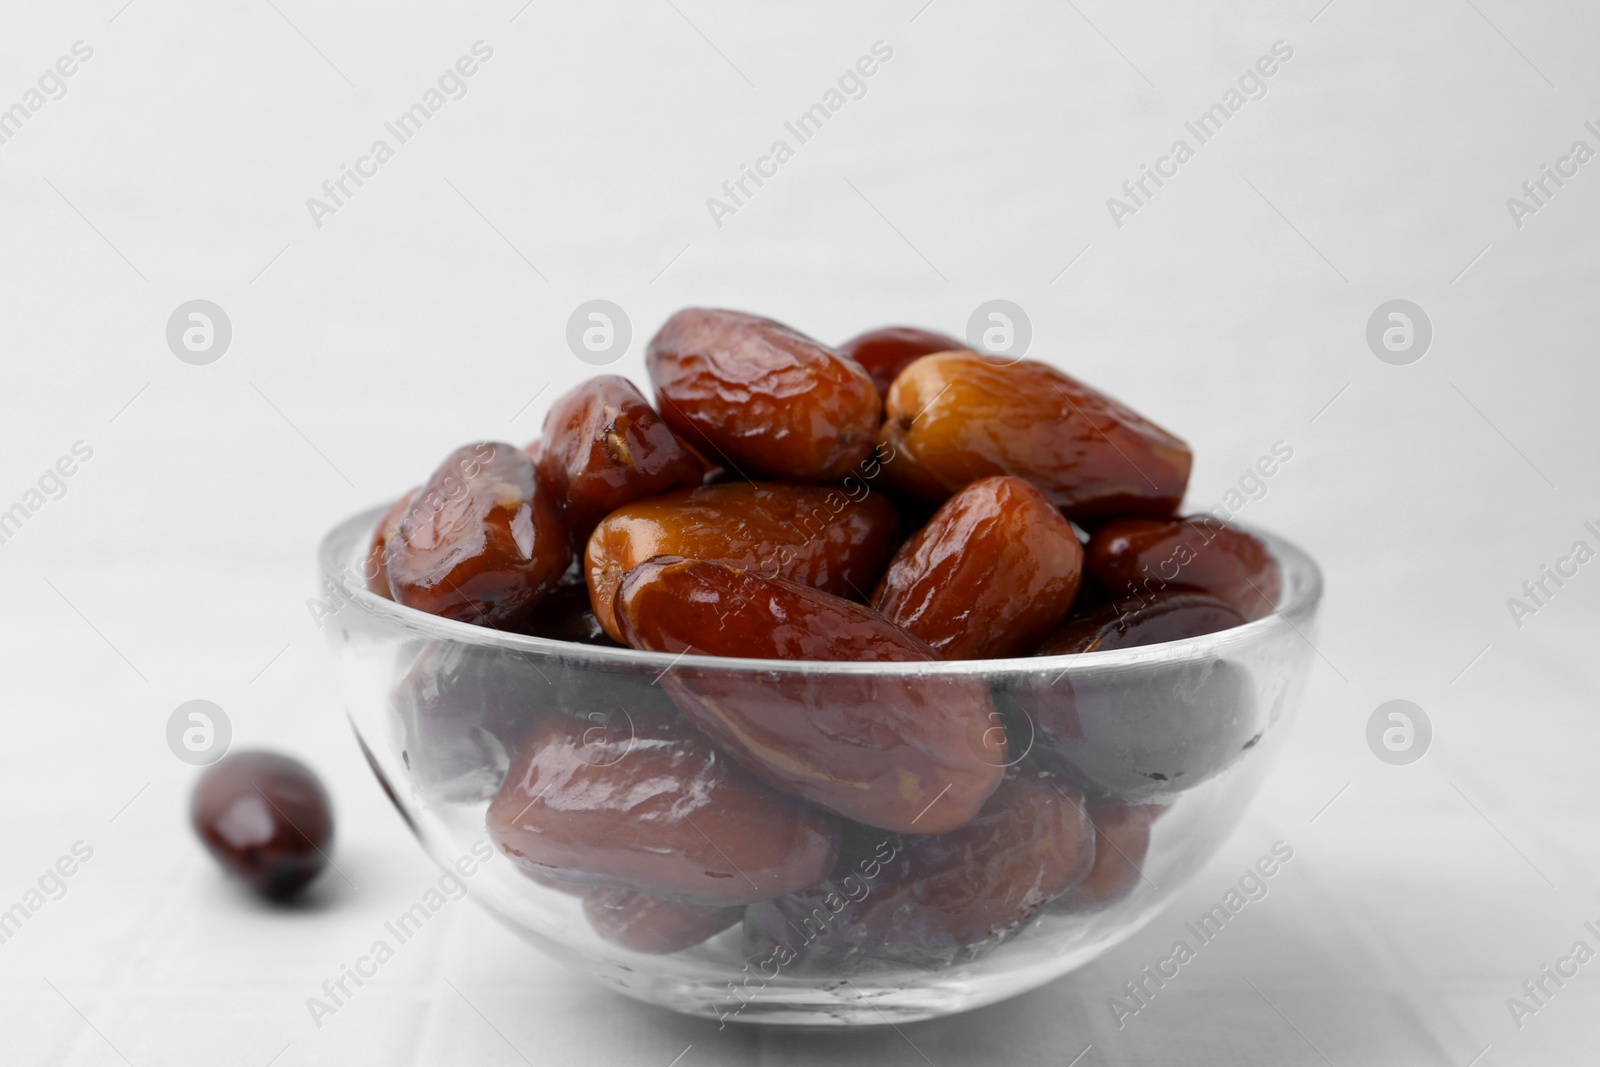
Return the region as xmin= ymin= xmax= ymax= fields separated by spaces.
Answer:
xmin=319 ymin=506 xmax=1323 ymax=1025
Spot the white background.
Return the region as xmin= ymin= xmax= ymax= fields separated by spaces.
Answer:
xmin=1 ymin=0 xmax=1597 ymax=1064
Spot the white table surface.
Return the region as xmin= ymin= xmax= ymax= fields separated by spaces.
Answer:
xmin=2 ymin=1 xmax=1597 ymax=1063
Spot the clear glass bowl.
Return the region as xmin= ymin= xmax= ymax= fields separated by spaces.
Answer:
xmin=318 ymin=505 xmax=1322 ymax=1025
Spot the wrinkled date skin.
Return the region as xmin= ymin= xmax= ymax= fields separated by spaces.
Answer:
xmin=1086 ymin=517 xmax=1281 ymax=621
xmin=486 ymin=708 xmax=840 ymax=905
xmin=837 ymin=325 xmax=965 ymax=399
xmin=365 ymin=488 xmax=416 ymax=598
xmin=743 ymin=772 xmax=1095 ymax=971
xmin=387 ymin=442 xmax=570 ymax=628
xmin=873 ymin=476 xmax=1084 ymax=659
xmin=191 ymin=752 xmax=335 ymax=901
xmin=1038 ymin=592 xmax=1246 ymax=654
xmin=1021 ymin=595 xmax=1260 ymax=800
xmin=614 ymin=557 xmax=1004 ymax=833
xmin=879 ymin=352 xmax=1192 ymax=520
xmin=536 ymin=375 xmax=703 ymax=546
xmin=582 ymin=888 xmax=743 ymax=954
xmin=1051 ymin=800 xmax=1157 ymax=913
xmin=646 ymin=308 xmax=882 ymax=481
xmin=584 ymin=482 xmax=899 ymax=642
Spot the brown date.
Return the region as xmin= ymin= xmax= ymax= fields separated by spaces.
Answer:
xmin=879 ymin=352 xmax=1191 ymax=520
xmin=1051 ymin=800 xmax=1156 ymax=913
xmin=873 ymin=476 xmax=1084 ymax=659
xmin=613 ymin=556 xmax=1004 ymax=833
xmin=1085 ymin=517 xmax=1280 ymax=621
xmin=386 ymin=442 xmax=570 ymax=628
xmin=582 ymin=888 xmax=742 ymax=954
xmin=646 ymin=308 xmax=881 ymax=481
xmin=536 ymin=375 xmax=703 ymax=546
xmin=391 ymin=639 xmax=556 ymax=803
xmin=512 ymin=564 xmax=619 ymax=646
xmin=837 ymin=325 xmax=965 ymax=399
xmin=584 ymin=482 xmax=899 ymax=642
xmin=743 ymin=772 xmax=1095 ymax=971
xmin=1022 ymin=594 xmax=1259 ymax=800
xmin=1021 ymin=659 xmax=1260 ymax=802
xmin=365 ymin=487 xmax=416 ymax=598
xmin=486 ymin=708 xmax=840 ymax=905
xmin=191 ymin=751 xmax=334 ymax=901
xmin=1038 ymin=591 xmax=1246 ymax=654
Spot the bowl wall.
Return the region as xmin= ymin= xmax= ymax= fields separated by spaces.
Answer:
xmin=318 ymin=506 xmax=1322 ymax=1025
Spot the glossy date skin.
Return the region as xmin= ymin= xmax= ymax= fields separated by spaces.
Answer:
xmin=486 ymin=708 xmax=840 ymax=905
xmin=879 ymin=352 xmax=1192 ymax=520
xmin=1085 ymin=517 xmax=1280 ymax=621
xmin=387 ymin=442 xmax=570 ymax=628
xmin=1038 ymin=591 xmax=1246 ymax=654
xmin=582 ymin=888 xmax=742 ymax=954
xmin=837 ymin=325 xmax=965 ymax=399
xmin=1051 ymin=799 xmax=1156 ymax=913
xmin=743 ymin=772 xmax=1095 ymax=971
xmin=614 ymin=556 xmax=1005 ymax=833
xmin=1023 ymin=594 xmax=1258 ymax=800
xmin=536 ymin=375 xmax=703 ymax=546
xmin=191 ymin=752 xmax=334 ymax=901
xmin=584 ymin=482 xmax=899 ymax=642
xmin=873 ymin=476 xmax=1084 ymax=659
xmin=1022 ymin=658 xmax=1258 ymax=802
xmin=646 ymin=308 xmax=881 ymax=481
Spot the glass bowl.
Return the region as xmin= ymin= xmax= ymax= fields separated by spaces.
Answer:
xmin=318 ymin=505 xmax=1322 ymax=1025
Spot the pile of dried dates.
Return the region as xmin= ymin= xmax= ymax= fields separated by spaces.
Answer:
xmin=366 ymin=308 xmax=1282 ymax=969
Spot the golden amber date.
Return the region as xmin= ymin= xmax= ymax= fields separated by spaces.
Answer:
xmin=879 ymin=352 xmax=1191 ymax=520
xmin=487 ymin=709 xmax=839 ymax=905
xmin=584 ymin=482 xmax=899 ymax=642
xmin=873 ymin=476 xmax=1084 ymax=659
xmin=646 ymin=308 xmax=881 ymax=481
xmin=743 ymin=772 xmax=1095 ymax=970
xmin=1085 ymin=517 xmax=1280 ymax=621
xmin=837 ymin=325 xmax=965 ymax=398
xmin=386 ymin=443 xmax=570 ymax=628
xmin=1051 ymin=799 xmax=1156 ymax=913
xmin=536 ymin=375 xmax=703 ymax=545
xmin=365 ymin=487 xmax=416 ymax=598
xmin=582 ymin=888 xmax=742 ymax=954
xmin=613 ymin=556 xmax=1004 ymax=833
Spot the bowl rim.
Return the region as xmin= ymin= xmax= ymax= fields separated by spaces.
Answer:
xmin=319 ymin=503 xmax=1323 ymax=678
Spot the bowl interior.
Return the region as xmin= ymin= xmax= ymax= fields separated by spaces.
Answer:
xmin=316 ymin=504 xmax=1323 ymax=1024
